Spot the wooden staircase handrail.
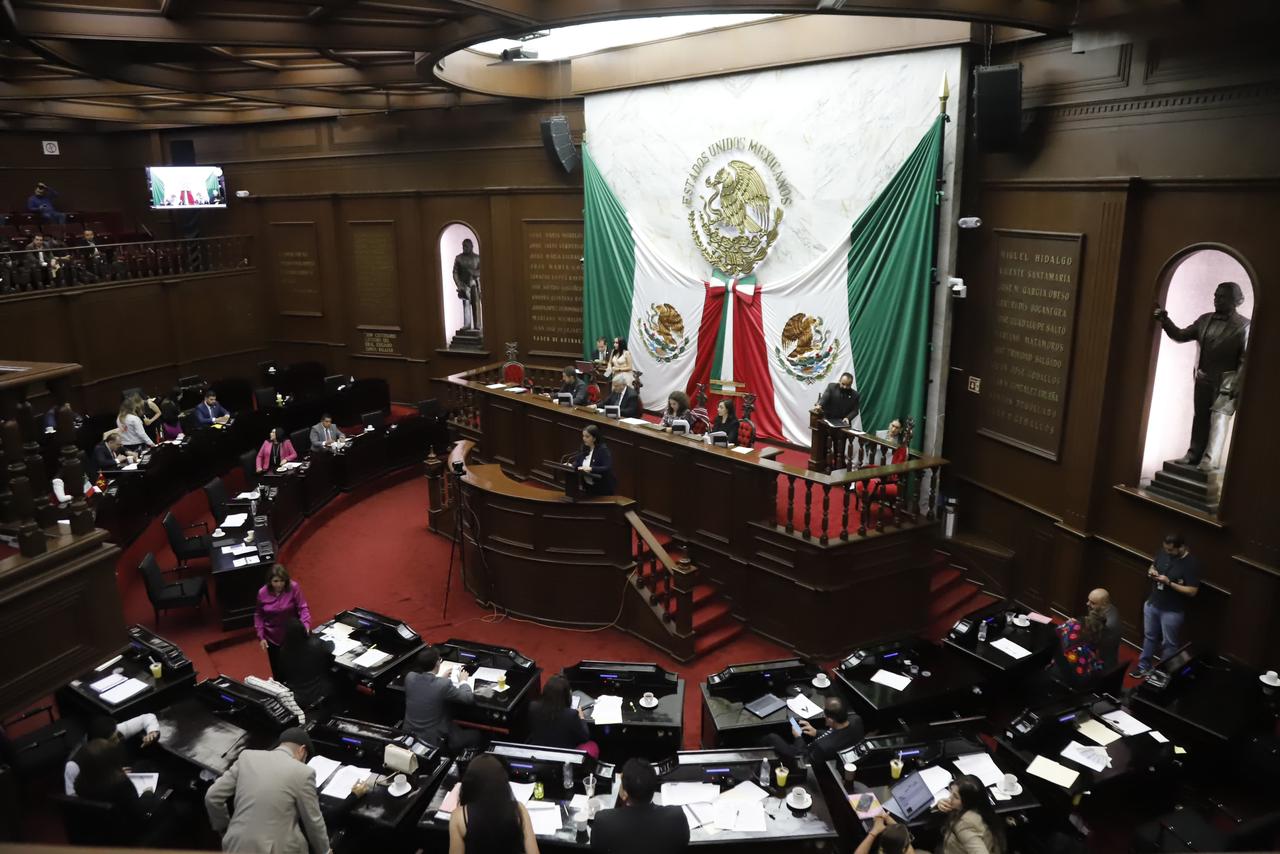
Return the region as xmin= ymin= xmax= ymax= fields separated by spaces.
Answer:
xmin=624 ymin=510 xmax=680 ymax=573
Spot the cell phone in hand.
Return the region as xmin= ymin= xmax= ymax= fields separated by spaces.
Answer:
xmin=788 ymin=716 xmax=800 ymax=734
xmin=855 ymin=793 xmax=875 ymax=812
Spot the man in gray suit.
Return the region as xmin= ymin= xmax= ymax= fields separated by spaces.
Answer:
xmin=309 ymin=414 xmax=342 ymax=452
xmin=205 ymin=727 xmax=340 ymax=854
xmin=404 ymin=647 xmax=484 ymax=754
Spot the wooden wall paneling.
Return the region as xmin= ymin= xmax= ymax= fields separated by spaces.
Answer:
xmin=269 ymin=221 xmax=325 ymax=317
xmin=1017 ymin=37 xmax=1133 ymax=106
xmin=73 ymin=283 xmax=174 ymax=386
xmin=486 ymin=195 xmax=517 ymax=358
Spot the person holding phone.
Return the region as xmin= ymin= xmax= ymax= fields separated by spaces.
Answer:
xmin=1131 ymin=532 xmax=1201 ymax=679
xmin=855 ymin=814 xmax=916 ymax=854
xmin=763 ymin=696 xmax=863 ymax=765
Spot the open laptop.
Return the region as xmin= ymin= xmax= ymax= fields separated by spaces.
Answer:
xmin=744 ymin=693 xmax=786 ymax=719
xmin=885 ymin=771 xmax=936 ymax=823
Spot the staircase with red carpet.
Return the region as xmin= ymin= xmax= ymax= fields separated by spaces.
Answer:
xmin=924 ymin=549 xmax=1001 ymax=640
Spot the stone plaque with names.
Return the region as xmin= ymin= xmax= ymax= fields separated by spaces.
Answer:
xmin=525 ymin=221 xmax=584 ymax=356
xmin=271 ymin=222 xmax=322 ymax=316
xmin=978 ymin=230 xmax=1084 ymax=460
xmin=350 ymin=221 xmax=399 ymax=328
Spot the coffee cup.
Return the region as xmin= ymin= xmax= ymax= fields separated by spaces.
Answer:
xmin=245 ymin=530 xmax=255 ymax=544
xmin=642 ymin=691 xmax=656 ymax=705
xmin=889 ymin=758 xmax=904 ymax=780
xmin=842 ymin=762 xmax=857 ymax=784
xmin=774 ymin=764 xmax=789 ymax=787
xmin=149 ymin=661 xmax=163 ymax=680
xmin=999 ymin=773 xmax=1019 ymax=794
xmin=1262 ymin=670 xmax=1280 ymax=687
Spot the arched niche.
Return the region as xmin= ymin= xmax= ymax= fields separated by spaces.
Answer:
xmin=439 ymin=222 xmax=481 ymax=347
xmin=1140 ymin=245 xmax=1255 ymax=496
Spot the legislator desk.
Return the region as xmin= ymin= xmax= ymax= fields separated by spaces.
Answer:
xmin=701 ymin=659 xmax=841 ymax=749
xmin=254 ymin=468 xmax=305 ymax=542
xmin=437 ymin=365 xmax=949 ymax=660
xmin=209 ymin=516 xmax=278 ymax=631
xmin=419 ymin=742 xmax=613 ymax=850
xmin=56 ymin=625 xmax=196 ymax=722
xmin=326 ymin=426 xmax=389 ymax=492
xmin=564 ymin=661 xmax=684 ymax=762
xmin=943 ymin=599 xmax=1057 ymax=679
xmin=386 ymin=639 xmax=542 ymax=737
xmin=309 ymin=716 xmax=449 ymax=836
xmin=290 ymin=452 xmax=340 ymax=515
xmin=833 ymin=636 xmax=986 ymax=729
xmin=316 ymin=608 xmax=425 ymax=695
xmin=154 ymin=676 xmax=298 ymax=777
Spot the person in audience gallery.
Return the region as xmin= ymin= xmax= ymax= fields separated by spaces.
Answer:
xmin=935 ymin=774 xmax=1006 ymax=854
xmin=309 ymin=413 xmax=342 ymax=451
xmin=763 ymin=696 xmax=864 ymax=766
xmin=590 ymin=758 xmax=689 ymax=854
xmin=600 ymin=375 xmax=640 ymax=419
xmin=526 ymin=674 xmax=597 ymax=756
xmin=116 ymin=396 xmax=157 ymax=451
xmin=1132 ymin=532 xmax=1201 ymax=678
xmin=254 ymin=564 xmax=312 ymax=679
xmin=27 ymin=181 xmax=66 ymax=224
xmin=448 ymin=753 xmax=539 ymax=854
xmin=573 ymin=425 xmax=615 ymax=496
xmin=819 ymin=371 xmax=860 ymax=425
xmin=85 ymin=430 xmax=129 ymax=482
xmin=855 ymin=816 xmax=917 ymax=854
xmin=551 ymin=366 xmax=588 ymax=406
xmin=64 ymin=714 xmax=160 ymax=795
xmin=1085 ymin=587 xmax=1122 ymax=671
xmin=156 ymin=398 xmax=184 ymax=442
xmin=660 ymin=390 xmax=692 ymax=432
xmin=276 ymin=617 xmax=334 ymax=712
xmin=593 ymin=336 xmax=610 ymax=364
xmin=205 ymin=727 xmax=359 ymax=854
xmin=257 ymin=427 xmax=298 ymax=474
xmin=605 ymin=337 xmax=635 ymax=387
xmin=709 ymin=399 xmax=739 ymax=444
xmin=403 ymin=647 xmax=484 ymax=754
xmin=194 ymin=389 xmax=231 ymax=427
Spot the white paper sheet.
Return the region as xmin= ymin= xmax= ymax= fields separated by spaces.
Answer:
xmin=1076 ymin=718 xmax=1121 ymax=746
xmin=989 ymin=785 xmax=1012 ymax=802
xmin=324 ymin=622 xmax=354 ymax=637
xmin=221 ymin=513 xmax=248 ymax=528
xmin=486 ymin=383 xmax=508 ymax=389
xmin=714 ymin=799 xmax=767 ymax=832
xmin=126 ymin=772 xmax=159 ymax=796
xmin=525 ymin=801 xmax=563 ymax=836
xmin=230 ymin=543 xmax=257 ymax=556
xmin=662 ymin=782 xmax=721 ymax=806
xmin=89 ymin=672 xmax=127 ymax=693
xmin=619 ymin=417 xmax=649 ymax=426
xmin=719 ymin=780 xmax=768 ymax=802
xmin=1026 ymin=611 xmax=1054 ymax=624
xmin=505 ymin=386 xmax=528 ymax=393
xmin=100 ymin=677 xmax=148 ymax=705
xmin=351 ymin=648 xmax=391 ymax=669
xmin=235 ymin=491 xmax=260 ymax=500
xmin=988 ymin=637 xmax=1032 ymax=659
xmin=471 ymin=666 xmax=507 ymax=684
xmin=568 ymin=794 xmax=589 ymax=812
xmin=786 ymin=694 xmax=823 ymax=719
xmin=919 ymin=765 xmax=954 ymax=805
xmin=1101 ymin=709 xmax=1150 ymax=736
xmin=685 ymin=803 xmax=716 ymax=829
xmin=307 ymin=755 xmax=341 ymax=787
xmin=869 ymin=669 xmax=912 ymax=691
xmin=278 ymin=461 xmax=302 ymax=471
xmin=1026 ymin=755 xmax=1080 ymax=789
xmin=120 ymin=463 xmax=138 ymax=471
xmin=591 ymin=695 xmax=624 ymax=725
xmin=325 ymin=636 xmax=362 ymax=657
xmin=953 ymin=753 xmax=1004 ymax=788
xmin=731 ymin=446 xmax=755 ymax=455
xmin=509 ymin=781 xmax=536 ymax=802
xmin=320 ymin=765 xmax=371 ymax=799
xmin=232 ymin=556 xmax=262 ymax=568
xmin=1060 ymin=741 xmax=1111 ymax=773
xmin=1149 ymin=730 xmax=1169 ymax=743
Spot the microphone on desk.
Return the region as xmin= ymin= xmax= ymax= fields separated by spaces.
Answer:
xmin=560 ymin=451 xmax=577 ymax=464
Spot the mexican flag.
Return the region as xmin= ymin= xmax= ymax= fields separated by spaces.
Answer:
xmin=583 ymin=115 xmax=943 ymax=447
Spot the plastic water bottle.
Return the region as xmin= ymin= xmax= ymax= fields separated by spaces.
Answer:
xmin=977 ymin=620 xmax=989 ymax=643
xmin=758 ymin=758 xmax=770 ymax=787
xmin=563 ymin=762 xmax=574 ymax=792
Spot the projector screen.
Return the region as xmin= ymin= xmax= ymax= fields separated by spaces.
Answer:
xmin=147 ymin=165 xmax=227 ymax=210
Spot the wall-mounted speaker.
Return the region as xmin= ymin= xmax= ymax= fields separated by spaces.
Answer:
xmin=973 ymin=64 xmax=1022 ymax=152
xmin=540 ymin=115 xmax=579 ymax=174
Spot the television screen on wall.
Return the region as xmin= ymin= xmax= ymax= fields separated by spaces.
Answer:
xmin=146 ymin=165 xmax=227 ymax=210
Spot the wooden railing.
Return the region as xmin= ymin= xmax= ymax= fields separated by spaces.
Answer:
xmin=807 ymin=408 xmax=908 ymax=474
xmin=626 ymin=510 xmax=698 ymax=638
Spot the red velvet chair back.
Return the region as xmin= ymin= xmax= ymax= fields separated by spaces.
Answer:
xmin=736 ymin=419 xmax=756 ymax=448
xmin=501 ymin=362 xmax=525 ymax=384
xmin=587 ymin=383 xmax=601 ymax=404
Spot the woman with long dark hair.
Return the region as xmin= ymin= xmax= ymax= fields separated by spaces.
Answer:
xmin=74 ymin=738 xmax=159 ymax=831
xmin=606 ymin=336 xmax=634 ymax=387
xmin=661 ymin=390 xmax=691 ymax=431
xmin=573 ymin=425 xmax=615 ymax=496
xmin=447 ymin=754 xmax=538 ymax=854
xmin=526 ymin=675 xmax=594 ymax=755
xmin=710 ymin=399 xmax=739 ymax=443
xmin=156 ymin=398 xmax=183 ymax=442
xmin=937 ymin=774 xmax=1005 ymax=854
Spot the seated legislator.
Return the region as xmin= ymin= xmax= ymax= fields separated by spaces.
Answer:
xmin=594 ymin=336 xmax=610 ymax=365
xmin=574 ymin=425 xmax=615 ymax=496
xmin=819 ymin=371 xmax=860 ymax=425
xmin=73 ymin=739 xmax=171 ymax=841
xmin=856 ymin=818 xmax=917 ymax=854
xmin=309 ymin=414 xmax=343 ymax=451
xmin=257 ymin=427 xmax=298 ymax=474
xmin=763 ymin=696 xmax=864 ymax=766
xmin=526 ymin=674 xmax=595 ymax=756
xmin=708 ymin=399 xmax=739 ymax=444
xmin=550 ymin=365 xmax=589 ymax=406
xmin=85 ymin=431 xmax=129 ymax=482
xmin=448 ymin=754 xmax=539 ymax=854
xmin=591 ymin=758 xmax=690 ymax=854
xmin=606 ymin=336 xmax=636 ymax=387
xmin=65 ymin=714 xmax=160 ymax=795
xmin=660 ymin=390 xmax=693 ymax=432
xmin=404 ymin=648 xmax=483 ymax=753
xmin=600 ymin=376 xmax=640 ymax=419
xmin=193 ymin=389 xmax=231 ymax=427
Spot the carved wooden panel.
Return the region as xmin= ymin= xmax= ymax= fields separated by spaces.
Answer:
xmin=349 ymin=221 xmax=400 ymax=329
xmin=524 ymin=220 xmax=584 ymax=358
xmin=270 ymin=222 xmax=324 ymax=316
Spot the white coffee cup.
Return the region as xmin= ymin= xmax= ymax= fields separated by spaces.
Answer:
xmin=642 ymin=691 xmax=656 ymax=703
xmin=1000 ymin=773 xmax=1018 ymax=793
xmin=1263 ymin=670 xmax=1279 ymax=685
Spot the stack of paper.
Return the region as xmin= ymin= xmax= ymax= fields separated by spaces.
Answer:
xmin=278 ymin=462 xmax=302 ymax=471
xmin=731 ymin=447 xmax=755 ymax=455
xmin=1060 ymin=741 xmax=1111 ymax=773
xmin=953 ymin=753 xmax=1004 ymax=788
xmin=486 ymin=382 xmax=508 ymax=389
xmin=525 ymin=801 xmax=563 ymax=835
xmin=320 ymin=765 xmax=371 ymax=799
xmin=89 ymin=672 xmax=127 ymax=693
xmin=324 ymin=636 xmax=362 ymax=657
xmin=661 ymin=782 xmax=720 ymax=806
xmin=683 ymin=803 xmax=717 ymax=830
xmin=1026 ymin=755 xmax=1080 ymax=789
xmin=591 ymin=695 xmax=624 ymax=725
xmin=919 ymin=765 xmax=954 ymax=806
xmin=505 ymin=386 xmax=528 ymax=393
xmin=352 ymin=648 xmax=391 ymax=669
xmin=221 ymin=513 xmax=249 ymax=528
xmin=101 ymin=678 xmax=149 ymax=705
xmin=126 ymin=772 xmax=159 ymax=796
xmin=1075 ymin=718 xmax=1121 ymax=746
xmin=988 ymin=637 xmax=1032 ymax=659
xmin=786 ymin=694 xmax=823 ymax=719
xmin=1101 ymin=709 xmax=1150 ymax=736
xmin=714 ymin=800 xmax=767 ymax=832
xmin=307 ymin=755 xmax=342 ymax=787
xmin=869 ymin=669 xmax=912 ymax=691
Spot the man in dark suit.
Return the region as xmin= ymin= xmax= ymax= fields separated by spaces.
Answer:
xmin=402 ymin=648 xmax=483 ymax=753
xmin=85 ymin=431 xmax=126 ymax=482
xmin=309 ymin=414 xmax=342 ymax=451
xmin=819 ymin=372 xmax=860 ymax=425
xmin=194 ymin=390 xmax=231 ymax=427
xmin=591 ymin=758 xmax=689 ymax=853
xmin=600 ymin=376 xmax=640 ymax=419
xmin=763 ymin=696 xmax=864 ymax=765
xmin=554 ymin=366 xmax=589 ymax=406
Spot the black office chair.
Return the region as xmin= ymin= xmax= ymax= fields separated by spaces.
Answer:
xmin=361 ymin=410 xmax=386 ymax=431
xmin=291 ymin=427 xmax=312 ymax=459
xmin=139 ymin=553 xmax=208 ymax=626
xmin=1134 ymin=802 xmax=1280 ymax=852
xmin=253 ymin=386 xmax=277 ymax=412
xmin=52 ymin=792 xmax=133 ymax=846
xmin=161 ymin=511 xmax=210 ymax=573
xmin=240 ymin=449 xmax=259 ymax=486
xmin=0 ymin=704 xmax=85 ymax=782
xmin=203 ymin=476 xmax=228 ymax=522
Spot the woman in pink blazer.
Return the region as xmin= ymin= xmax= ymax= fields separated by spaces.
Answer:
xmin=256 ymin=427 xmax=298 ymax=474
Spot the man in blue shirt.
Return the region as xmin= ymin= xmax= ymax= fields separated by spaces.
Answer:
xmin=1132 ymin=532 xmax=1201 ymax=678
xmin=194 ymin=390 xmax=230 ymax=427
xmin=27 ymin=182 xmax=66 ymax=224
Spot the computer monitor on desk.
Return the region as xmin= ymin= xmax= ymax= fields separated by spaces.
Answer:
xmin=602 ymin=404 xmax=620 ymax=419
xmin=707 ymin=430 xmax=728 ymax=446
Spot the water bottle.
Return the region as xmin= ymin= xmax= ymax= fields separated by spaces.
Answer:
xmin=758 ymin=758 xmax=770 ymax=787
xmin=977 ymin=620 xmax=989 ymax=643
xmin=563 ymin=762 xmax=574 ymax=792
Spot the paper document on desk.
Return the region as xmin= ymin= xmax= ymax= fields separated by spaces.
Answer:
xmin=235 ymin=491 xmax=260 ymax=500
xmin=786 ymin=693 xmax=823 ymax=719
xmin=505 ymin=386 xmax=528 ymax=394
xmin=509 ymin=781 xmax=536 ymax=802
xmin=351 ymin=648 xmax=391 ymax=669
xmin=439 ymin=782 xmax=462 ymax=813
xmin=525 ymin=801 xmax=563 ymax=835
xmin=324 ymin=636 xmax=362 ymax=657
xmin=719 ymin=780 xmax=768 ymax=803
xmin=591 ymin=694 xmax=624 ymax=725
xmin=232 ymin=556 xmax=262 ymax=568
xmin=89 ymin=672 xmax=127 ymax=694
xmin=100 ymin=677 xmax=148 ymax=705
xmin=684 ymin=803 xmax=716 ymax=829
xmin=1026 ymin=611 xmax=1053 ymax=624
xmin=918 ymin=765 xmax=954 ymax=805
xmin=1149 ymin=730 xmax=1169 ymax=743
xmin=221 ymin=513 xmax=249 ymax=528
xmin=714 ymin=799 xmax=767 ymax=832
xmin=730 ymin=446 xmax=754 ymax=454
xmin=1101 ymin=709 xmax=1150 ymax=736
xmin=126 ymin=772 xmax=159 ymax=796
xmin=230 ymin=543 xmax=257 ymax=556
xmin=307 ymin=755 xmax=341 ymax=787
xmin=278 ymin=462 xmax=302 ymax=471
xmin=120 ymin=463 xmax=138 ymax=471
xmin=486 ymin=383 xmax=508 ymax=389
xmin=869 ymin=669 xmax=912 ymax=691
xmin=1075 ymin=717 xmax=1121 ymax=746
xmin=320 ymin=765 xmax=371 ymax=799
xmin=988 ymin=637 xmax=1032 ymax=659
xmin=470 ymin=666 xmax=507 ymax=684
xmin=324 ymin=622 xmax=354 ymax=637
xmin=953 ymin=753 xmax=1004 ymax=788
xmin=662 ymin=782 xmax=720 ymax=806
xmin=1060 ymin=740 xmax=1111 ymax=773
xmin=1027 ymin=755 xmax=1079 ymax=789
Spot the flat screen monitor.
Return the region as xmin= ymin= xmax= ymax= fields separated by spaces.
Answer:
xmin=670 ymin=419 xmax=690 ymax=435
xmin=146 ymin=165 xmax=227 ymax=209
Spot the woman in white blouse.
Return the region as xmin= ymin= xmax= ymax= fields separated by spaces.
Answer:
xmin=116 ymin=395 xmax=158 ymax=450
xmin=606 ymin=336 xmax=635 ymax=387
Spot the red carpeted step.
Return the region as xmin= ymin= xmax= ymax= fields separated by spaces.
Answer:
xmin=929 ymin=567 xmax=965 ymax=596
xmin=666 ymin=584 xmax=717 ymax=616
xmin=928 ymin=578 xmax=986 ymax=619
xmin=691 ymin=600 xmax=733 ymax=633
xmin=693 ymin=622 xmax=745 ymax=658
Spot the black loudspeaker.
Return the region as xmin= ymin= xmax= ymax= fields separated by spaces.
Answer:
xmin=169 ymin=139 xmax=196 ymax=166
xmin=540 ymin=115 xmax=579 ymax=174
xmin=973 ymin=64 xmax=1022 ymax=151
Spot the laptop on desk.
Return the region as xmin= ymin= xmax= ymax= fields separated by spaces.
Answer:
xmin=885 ymin=771 xmax=936 ymax=823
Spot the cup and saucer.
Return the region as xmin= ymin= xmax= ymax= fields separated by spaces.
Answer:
xmin=995 ymin=773 xmax=1022 ymax=798
xmin=786 ymin=787 xmax=813 ymax=813
xmin=811 ymin=673 xmax=831 ymax=689
xmin=1260 ymin=670 xmax=1280 ymax=688
xmin=212 ymin=528 xmax=225 ymax=538
xmin=387 ymin=773 xmax=412 ymax=798
xmin=638 ymin=691 xmax=659 ymax=709
xmin=1010 ymin=615 xmax=1031 ymax=628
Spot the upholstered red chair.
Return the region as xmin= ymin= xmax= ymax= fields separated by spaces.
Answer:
xmin=500 ymin=341 xmax=526 ymax=384
xmin=586 ymin=383 xmax=601 ymax=404
xmin=736 ymin=419 xmax=756 ymax=448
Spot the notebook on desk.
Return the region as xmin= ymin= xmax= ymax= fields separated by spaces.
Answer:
xmin=744 ymin=693 xmax=786 ymax=719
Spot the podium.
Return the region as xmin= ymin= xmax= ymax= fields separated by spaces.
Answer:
xmin=543 ymin=459 xmax=582 ymax=500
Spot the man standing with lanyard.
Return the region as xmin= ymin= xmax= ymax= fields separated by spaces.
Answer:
xmin=1132 ymin=533 xmax=1201 ymax=679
